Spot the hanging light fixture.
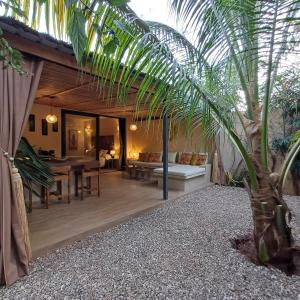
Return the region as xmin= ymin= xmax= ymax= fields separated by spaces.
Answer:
xmin=46 ymin=113 xmax=58 ymax=124
xmin=129 ymin=124 xmax=138 ymax=131
xmin=46 ymin=104 xmax=58 ymax=124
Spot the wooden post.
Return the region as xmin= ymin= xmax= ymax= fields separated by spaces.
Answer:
xmin=163 ymin=113 xmax=169 ymax=200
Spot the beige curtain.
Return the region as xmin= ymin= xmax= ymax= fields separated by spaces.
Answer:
xmin=0 ymin=58 xmax=44 ymax=285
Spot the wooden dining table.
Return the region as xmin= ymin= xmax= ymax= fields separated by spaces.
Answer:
xmin=40 ymin=158 xmax=100 ymax=204
xmin=46 ymin=158 xmax=98 ymax=170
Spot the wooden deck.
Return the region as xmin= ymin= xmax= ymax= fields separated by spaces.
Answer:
xmin=28 ymin=172 xmax=186 ymax=258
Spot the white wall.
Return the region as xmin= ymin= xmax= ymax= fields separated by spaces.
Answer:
xmin=217 ymin=111 xmax=295 ymax=195
xmin=219 ymin=111 xmax=285 ymax=172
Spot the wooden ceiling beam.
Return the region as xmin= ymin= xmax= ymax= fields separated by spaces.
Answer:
xmin=35 ymin=81 xmax=93 ymax=100
xmin=50 ymin=91 xmax=139 ymax=109
xmin=84 ymin=103 xmax=148 ymax=113
xmin=4 ymin=33 xmax=142 ymax=91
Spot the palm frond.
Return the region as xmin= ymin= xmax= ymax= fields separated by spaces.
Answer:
xmin=146 ymin=21 xmax=203 ymax=75
xmin=279 ymin=132 xmax=300 ymax=195
xmin=170 ymin=0 xmax=300 ymax=173
xmin=15 ymin=137 xmax=54 ymax=196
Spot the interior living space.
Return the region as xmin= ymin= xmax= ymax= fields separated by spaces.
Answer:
xmin=1 ymin=17 xmax=213 ymax=258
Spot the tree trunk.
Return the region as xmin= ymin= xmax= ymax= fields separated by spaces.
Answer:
xmin=216 ymin=132 xmax=226 ymax=185
xmin=245 ymin=107 xmax=296 ymax=267
xmin=248 ymin=169 xmax=293 ymax=265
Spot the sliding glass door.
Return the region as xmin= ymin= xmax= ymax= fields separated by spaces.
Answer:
xmin=98 ymin=116 xmax=126 ymax=170
xmin=62 ymin=110 xmax=99 ymax=160
xmin=61 ymin=110 xmax=126 ymax=167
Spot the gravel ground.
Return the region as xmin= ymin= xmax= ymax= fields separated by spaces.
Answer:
xmin=1 ymin=186 xmax=300 ymax=300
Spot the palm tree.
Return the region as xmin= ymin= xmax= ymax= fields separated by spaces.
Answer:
xmin=148 ymin=0 xmax=300 ymax=266
xmin=2 ymin=0 xmax=300 ymax=267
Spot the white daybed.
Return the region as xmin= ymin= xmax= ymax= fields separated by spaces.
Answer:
xmin=153 ymin=164 xmax=212 ymax=192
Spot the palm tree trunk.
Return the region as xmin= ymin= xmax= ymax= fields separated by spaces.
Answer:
xmin=245 ymin=108 xmax=294 ymax=265
xmin=248 ymin=170 xmax=293 ymax=265
xmin=216 ymin=132 xmax=226 ymax=185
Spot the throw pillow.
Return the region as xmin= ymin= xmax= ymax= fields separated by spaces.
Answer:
xmin=176 ymin=152 xmax=182 ymax=163
xmin=148 ymin=152 xmax=162 ymax=162
xmin=168 ymin=152 xmax=177 ymax=163
xmin=179 ymin=152 xmax=193 ymax=164
xmin=138 ymin=152 xmax=149 ymax=162
xmin=105 ymin=154 xmax=112 ymax=160
xmin=99 ymin=149 xmax=108 ymax=158
xmin=192 ymin=153 xmax=208 ymax=166
xmin=190 ymin=153 xmax=197 ymax=165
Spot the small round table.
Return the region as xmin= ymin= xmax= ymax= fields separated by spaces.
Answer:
xmin=135 ymin=167 xmax=150 ymax=181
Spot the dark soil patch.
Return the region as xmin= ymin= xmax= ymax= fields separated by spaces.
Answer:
xmin=232 ymin=235 xmax=300 ymax=276
xmin=232 ymin=235 xmax=260 ymax=265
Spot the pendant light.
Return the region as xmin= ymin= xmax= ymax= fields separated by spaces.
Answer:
xmin=129 ymin=124 xmax=138 ymax=131
xmin=46 ymin=104 xmax=58 ymax=124
xmin=46 ymin=114 xmax=58 ymax=124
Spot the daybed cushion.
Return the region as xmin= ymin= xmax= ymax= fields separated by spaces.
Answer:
xmin=131 ymin=160 xmax=178 ymax=169
xmin=154 ymin=165 xmax=206 ymax=179
xmin=133 ymin=161 xmax=164 ymax=168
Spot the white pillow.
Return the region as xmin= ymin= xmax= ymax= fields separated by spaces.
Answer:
xmin=105 ymin=154 xmax=112 ymax=160
xmin=99 ymin=149 xmax=108 ymax=158
xmin=168 ymin=152 xmax=177 ymax=163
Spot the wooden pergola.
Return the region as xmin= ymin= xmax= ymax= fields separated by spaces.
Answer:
xmin=1 ymin=16 xmax=169 ymax=199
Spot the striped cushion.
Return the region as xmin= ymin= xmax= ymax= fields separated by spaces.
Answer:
xmin=179 ymin=152 xmax=193 ymax=164
xmin=148 ymin=152 xmax=162 ymax=162
xmin=191 ymin=153 xmax=208 ymax=166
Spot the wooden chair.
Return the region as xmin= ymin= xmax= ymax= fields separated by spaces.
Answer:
xmin=75 ymin=161 xmax=101 ymax=200
xmin=43 ymin=166 xmax=71 ymax=209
